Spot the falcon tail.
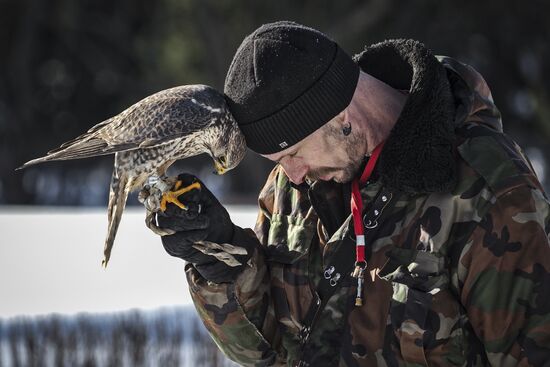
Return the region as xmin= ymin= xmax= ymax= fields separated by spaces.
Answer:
xmin=102 ymin=169 xmax=131 ymax=268
xmin=15 ymin=138 xmax=139 ymax=170
xmin=16 ymin=117 xmax=135 ymax=170
xmin=16 ymin=117 xmax=112 ymax=170
xmin=16 ymin=139 xmax=111 ymax=170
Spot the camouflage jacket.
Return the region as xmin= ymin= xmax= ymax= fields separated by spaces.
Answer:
xmin=185 ymin=40 xmax=550 ymax=366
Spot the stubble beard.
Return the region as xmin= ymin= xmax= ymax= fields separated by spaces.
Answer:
xmin=306 ymin=125 xmax=365 ymax=184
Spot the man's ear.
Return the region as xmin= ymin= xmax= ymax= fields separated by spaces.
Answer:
xmin=326 ymin=109 xmax=347 ymax=130
xmin=340 ymin=108 xmax=349 ymax=127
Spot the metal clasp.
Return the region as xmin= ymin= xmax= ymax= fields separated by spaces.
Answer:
xmin=329 ymin=273 xmax=341 ymax=287
xmin=324 ymin=266 xmax=341 ymax=286
xmin=363 ymin=218 xmax=378 ymax=229
xmin=323 ymin=266 xmax=335 ymax=279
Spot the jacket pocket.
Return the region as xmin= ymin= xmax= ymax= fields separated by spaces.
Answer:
xmin=379 ymin=248 xmax=468 ymax=366
xmin=266 ymin=213 xmax=316 ymax=264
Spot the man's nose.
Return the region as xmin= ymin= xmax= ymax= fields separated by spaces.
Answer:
xmin=280 ymin=159 xmax=307 ymax=185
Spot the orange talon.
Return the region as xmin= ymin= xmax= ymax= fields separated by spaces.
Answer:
xmin=160 ymin=181 xmax=201 ymax=212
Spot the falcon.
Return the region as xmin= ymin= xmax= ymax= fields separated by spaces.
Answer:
xmin=18 ymin=84 xmax=247 ymax=267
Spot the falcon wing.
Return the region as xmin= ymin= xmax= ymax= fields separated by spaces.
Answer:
xmin=19 ymin=86 xmax=223 ymax=168
xmin=98 ymin=85 xmax=224 ymax=149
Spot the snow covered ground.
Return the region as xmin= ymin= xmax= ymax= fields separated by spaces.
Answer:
xmin=0 ymin=205 xmax=257 ymax=319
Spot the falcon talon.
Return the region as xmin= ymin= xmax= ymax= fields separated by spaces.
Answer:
xmin=137 ymin=187 xmax=150 ymax=204
xmin=159 ymin=181 xmax=201 ymax=212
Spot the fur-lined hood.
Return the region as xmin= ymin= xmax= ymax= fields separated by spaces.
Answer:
xmin=354 ymin=39 xmax=502 ymax=194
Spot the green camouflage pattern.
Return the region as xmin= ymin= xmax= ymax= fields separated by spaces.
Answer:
xmin=185 ymin=58 xmax=550 ymax=366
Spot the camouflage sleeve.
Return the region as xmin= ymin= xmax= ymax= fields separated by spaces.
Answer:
xmin=185 ymin=227 xmax=282 ymax=366
xmin=184 ymin=168 xmax=285 ymax=366
xmin=458 ymin=185 xmax=550 ymax=365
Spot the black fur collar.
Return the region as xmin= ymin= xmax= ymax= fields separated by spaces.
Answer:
xmin=354 ymin=39 xmax=457 ymax=194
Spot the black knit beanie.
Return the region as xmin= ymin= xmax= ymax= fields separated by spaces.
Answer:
xmin=224 ymin=21 xmax=360 ymax=154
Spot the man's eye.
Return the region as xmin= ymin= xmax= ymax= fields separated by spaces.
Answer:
xmin=275 ymin=151 xmax=298 ymax=164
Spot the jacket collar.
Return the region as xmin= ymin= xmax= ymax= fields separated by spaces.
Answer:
xmin=354 ymin=39 xmax=457 ymax=194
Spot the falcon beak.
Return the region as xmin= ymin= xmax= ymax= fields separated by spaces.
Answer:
xmin=214 ymin=160 xmax=227 ymax=175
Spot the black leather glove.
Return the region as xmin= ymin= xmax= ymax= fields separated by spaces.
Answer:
xmin=156 ymin=173 xmax=251 ymax=283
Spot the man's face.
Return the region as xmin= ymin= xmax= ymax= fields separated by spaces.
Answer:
xmin=261 ymin=114 xmax=365 ymax=185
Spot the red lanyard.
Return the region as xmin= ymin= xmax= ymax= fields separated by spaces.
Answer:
xmin=351 ymin=141 xmax=384 ymax=262
xmin=350 ymin=141 xmax=384 ymax=305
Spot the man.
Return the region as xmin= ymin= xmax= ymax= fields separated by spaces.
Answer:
xmin=154 ymin=21 xmax=550 ymax=366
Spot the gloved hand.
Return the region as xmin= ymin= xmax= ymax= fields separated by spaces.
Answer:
xmin=156 ymin=173 xmax=251 ymax=283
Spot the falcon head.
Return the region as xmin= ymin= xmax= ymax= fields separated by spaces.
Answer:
xmin=209 ymin=114 xmax=246 ymax=175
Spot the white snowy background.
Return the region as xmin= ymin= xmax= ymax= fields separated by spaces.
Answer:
xmin=0 ymin=205 xmax=257 ymax=318
xmin=0 ymin=206 xmax=256 ymax=366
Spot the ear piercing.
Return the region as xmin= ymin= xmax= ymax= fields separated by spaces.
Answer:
xmin=342 ymin=122 xmax=352 ymax=136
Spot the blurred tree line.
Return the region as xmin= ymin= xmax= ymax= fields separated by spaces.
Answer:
xmin=0 ymin=307 xmax=238 ymax=366
xmin=1 ymin=0 xmax=549 ymax=205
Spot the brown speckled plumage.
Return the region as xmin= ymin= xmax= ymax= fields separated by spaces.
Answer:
xmin=19 ymin=84 xmax=246 ymax=267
